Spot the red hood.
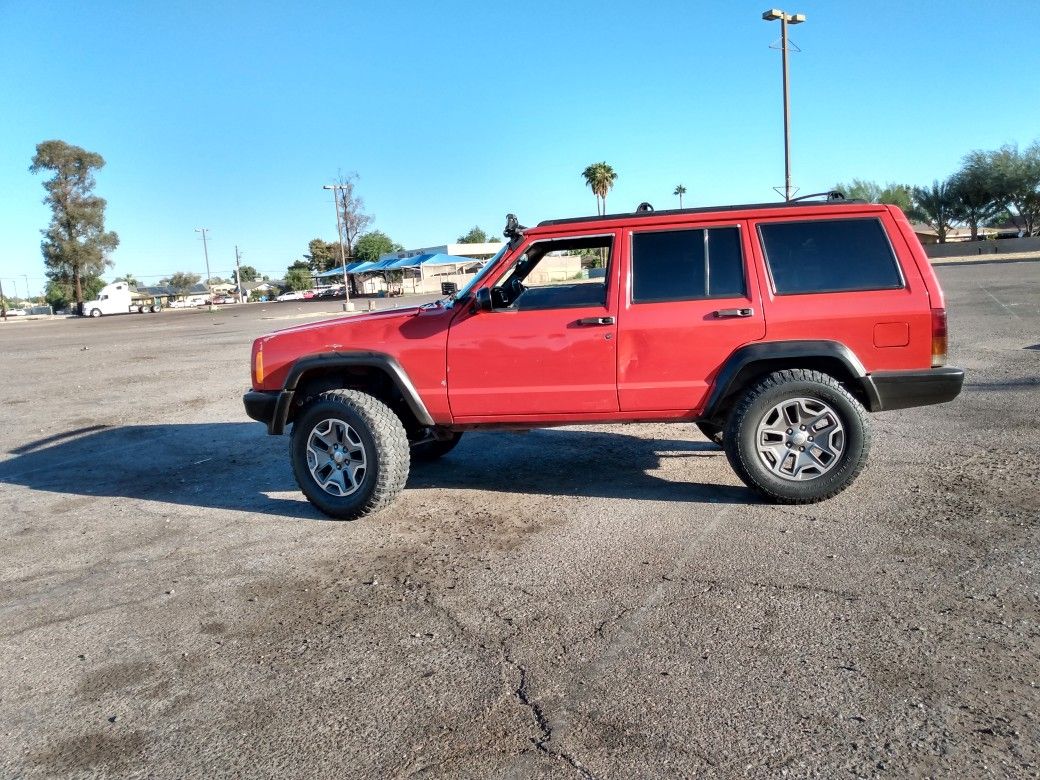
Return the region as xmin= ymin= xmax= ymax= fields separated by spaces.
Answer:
xmin=253 ymin=303 xmax=453 ymax=393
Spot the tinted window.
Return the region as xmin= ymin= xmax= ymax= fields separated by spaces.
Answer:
xmin=632 ymin=226 xmax=745 ymax=303
xmin=759 ymin=218 xmax=903 ymax=295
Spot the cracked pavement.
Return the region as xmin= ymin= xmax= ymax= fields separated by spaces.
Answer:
xmin=1 ymin=263 xmax=1039 ymax=779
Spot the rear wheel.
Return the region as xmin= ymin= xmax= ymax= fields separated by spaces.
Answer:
xmin=290 ymin=390 xmax=409 ymax=520
xmin=410 ymin=432 xmax=463 ymax=462
xmin=723 ymin=369 xmax=870 ymax=504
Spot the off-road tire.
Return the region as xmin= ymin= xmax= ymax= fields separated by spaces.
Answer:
xmin=410 ymin=432 xmax=463 ymax=462
xmin=696 ymin=421 xmax=724 ymax=446
xmin=290 ymin=389 xmax=409 ymax=520
xmin=723 ymin=369 xmax=871 ymax=504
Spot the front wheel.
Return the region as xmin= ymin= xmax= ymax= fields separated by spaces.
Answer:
xmin=723 ymin=369 xmax=871 ymax=504
xmin=290 ymin=390 xmax=410 ymax=520
xmin=89 ymin=308 xmax=101 ymax=318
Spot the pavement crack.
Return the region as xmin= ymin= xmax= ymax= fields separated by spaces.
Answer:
xmin=503 ymin=653 xmax=598 ymax=780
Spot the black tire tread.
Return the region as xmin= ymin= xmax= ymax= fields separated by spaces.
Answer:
xmin=291 ymin=389 xmax=409 ymax=520
xmin=723 ymin=368 xmax=871 ymax=504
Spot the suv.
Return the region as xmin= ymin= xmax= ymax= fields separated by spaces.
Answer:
xmin=244 ymin=197 xmax=963 ymax=520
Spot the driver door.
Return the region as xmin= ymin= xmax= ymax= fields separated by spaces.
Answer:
xmin=446 ymin=231 xmax=620 ymax=420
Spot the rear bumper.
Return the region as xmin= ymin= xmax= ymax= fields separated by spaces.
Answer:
xmin=864 ymin=367 xmax=964 ymax=412
xmin=243 ymin=389 xmax=293 ymax=435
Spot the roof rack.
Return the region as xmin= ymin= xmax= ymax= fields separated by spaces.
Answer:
xmin=537 ymin=192 xmax=867 ymax=228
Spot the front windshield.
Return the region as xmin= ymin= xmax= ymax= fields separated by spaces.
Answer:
xmin=451 ymin=243 xmax=511 ymax=303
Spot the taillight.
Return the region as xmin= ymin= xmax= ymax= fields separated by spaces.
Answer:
xmin=931 ymin=307 xmax=947 ymax=367
xmin=253 ymin=342 xmax=264 ymax=386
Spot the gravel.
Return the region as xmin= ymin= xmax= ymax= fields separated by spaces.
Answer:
xmin=0 ymin=268 xmax=1037 ymax=779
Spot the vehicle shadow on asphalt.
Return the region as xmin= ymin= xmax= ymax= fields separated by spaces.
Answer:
xmin=411 ymin=428 xmax=756 ymax=505
xmin=0 ymin=423 xmax=755 ymax=518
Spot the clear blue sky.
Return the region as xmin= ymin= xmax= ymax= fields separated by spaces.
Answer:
xmin=1 ymin=0 xmax=1037 ymax=293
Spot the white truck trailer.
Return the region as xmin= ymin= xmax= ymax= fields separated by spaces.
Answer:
xmin=82 ymin=282 xmax=163 ymax=317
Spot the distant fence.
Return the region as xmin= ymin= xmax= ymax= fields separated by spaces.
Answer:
xmin=924 ymin=235 xmax=1040 ymax=259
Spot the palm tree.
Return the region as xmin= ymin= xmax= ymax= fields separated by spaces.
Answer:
xmin=582 ymin=162 xmax=618 ymax=215
xmin=912 ymin=180 xmax=959 ymax=243
xmin=673 ymin=184 xmax=687 ymax=209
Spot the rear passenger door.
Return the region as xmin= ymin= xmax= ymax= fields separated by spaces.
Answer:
xmin=617 ymin=222 xmax=766 ymax=412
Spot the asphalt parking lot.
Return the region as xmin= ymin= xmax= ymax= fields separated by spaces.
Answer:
xmin=1 ymin=263 xmax=1038 ymax=779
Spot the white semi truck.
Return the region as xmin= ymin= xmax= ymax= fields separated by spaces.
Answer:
xmin=82 ymin=282 xmax=163 ymax=317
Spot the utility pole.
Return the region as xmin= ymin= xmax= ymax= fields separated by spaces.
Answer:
xmin=195 ymin=227 xmax=214 ymax=311
xmin=323 ymin=184 xmax=355 ymax=312
xmin=763 ymin=9 xmax=806 ymax=201
xmin=234 ymin=245 xmax=243 ymax=302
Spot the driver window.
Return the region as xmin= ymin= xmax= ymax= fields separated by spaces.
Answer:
xmin=492 ymin=235 xmax=612 ymax=311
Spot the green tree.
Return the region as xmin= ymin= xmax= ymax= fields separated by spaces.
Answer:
xmin=673 ymin=184 xmax=687 ymax=208
xmin=45 ymin=276 xmax=105 ymax=311
xmin=950 ymin=151 xmax=1001 ymax=240
xmin=207 ymin=276 xmax=228 ymax=285
xmin=30 ymin=140 xmax=119 ymax=313
xmin=284 ymin=260 xmax=312 ymax=291
xmin=355 ymin=231 xmax=397 ymax=263
xmin=114 ymin=273 xmax=138 ymax=288
xmin=987 ymin=142 xmax=1040 ymax=236
xmin=913 ymin=180 xmax=959 ymax=243
xmin=238 ymin=264 xmax=260 ymax=282
xmin=168 ymin=271 xmax=201 ymax=294
xmin=834 ymin=179 xmax=916 ymax=216
xmin=305 ymin=238 xmax=340 ymax=273
xmin=457 ymin=226 xmax=490 ymax=243
xmin=582 ymin=162 xmax=618 ymax=215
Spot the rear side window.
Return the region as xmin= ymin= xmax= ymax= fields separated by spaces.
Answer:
xmin=758 ymin=218 xmax=903 ymax=295
xmin=632 ymin=226 xmax=746 ymax=303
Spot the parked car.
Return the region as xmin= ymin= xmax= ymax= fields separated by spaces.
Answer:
xmin=276 ymin=291 xmax=306 ymax=302
xmin=213 ymin=295 xmax=238 ymax=304
xmin=317 ymin=286 xmax=346 ymax=300
xmin=244 ymin=197 xmax=964 ymax=520
xmin=4 ymin=308 xmax=26 ymax=316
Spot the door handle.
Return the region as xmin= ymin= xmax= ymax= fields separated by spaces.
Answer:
xmin=714 ymin=308 xmax=754 ymax=318
xmin=576 ymin=316 xmax=615 ymax=326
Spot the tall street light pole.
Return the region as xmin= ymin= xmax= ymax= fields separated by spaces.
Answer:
xmin=195 ymin=227 xmax=214 ymax=311
xmin=323 ymin=184 xmax=355 ymax=312
xmin=762 ymin=9 xmax=806 ymax=202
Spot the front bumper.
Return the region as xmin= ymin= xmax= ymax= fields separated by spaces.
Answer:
xmin=865 ymin=367 xmax=964 ymax=411
xmin=243 ymin=389 xmax=293 ymax=435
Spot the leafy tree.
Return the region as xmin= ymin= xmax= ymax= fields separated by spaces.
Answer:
xmin=305 ymin=238 xmax=340 ymax=273
xmin=987 ymin=142 xmax=1040 ymax=236
xmin=673 ymin=184 xmax=687 ymax=208
xmin=582 ymin=162 xmax=618 ymax=215
xmin=834 ymin=179 xmax=917 ymax=217
xmin=207 ymin=276 xmax=228 ymax=285
xmin=355 ymin=231 xmax=397 ymax=263
xmin=114 ymin=273 xmax=138 ymax=288
xmin=913 ymin=180 xmax=959 ymax=243
xmin=238 ymin=264 xmax=261 ymax=282
xmin=834 ymin=179 xmax=882 ymax=203
xmin=168 ymin=272 xmax=201 ymax=293
xmin=457 ymin=226 xmax=490 ymax=243
xmin=30 ymin=140 xmax=119 ymax=313
xmin=284 ymin=260 xmax=312 ymax=291
xmin=45 ymin=276 xmax=105 ymax=310
xmin=950 ymin=151 xmax=1002 ymax=240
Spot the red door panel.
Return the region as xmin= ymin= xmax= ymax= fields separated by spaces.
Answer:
xmin=617 ymin=221 xmax=766 ymax=412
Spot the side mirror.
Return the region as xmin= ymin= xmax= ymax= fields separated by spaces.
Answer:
xmin=474 ymin=287 xmax=493 ymax=312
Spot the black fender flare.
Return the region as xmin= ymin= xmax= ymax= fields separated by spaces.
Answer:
xmin=270 ymin=351 xmax=434 ymax=435
xmin=701 ymin=340 xmax=880 ymax=420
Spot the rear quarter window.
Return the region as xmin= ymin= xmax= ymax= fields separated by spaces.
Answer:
xmin=758 ymin=217 xmax=903 ymax=295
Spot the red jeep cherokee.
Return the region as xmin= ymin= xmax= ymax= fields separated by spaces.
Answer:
xmin=244 ymin=196 xmax=963 ymax=520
